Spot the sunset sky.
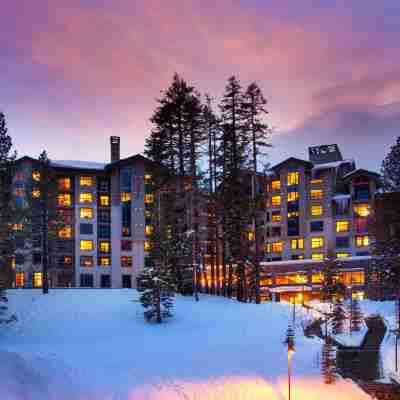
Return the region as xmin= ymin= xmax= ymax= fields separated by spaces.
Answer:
xmin=3 ymin=0 xmax=400 ymax=171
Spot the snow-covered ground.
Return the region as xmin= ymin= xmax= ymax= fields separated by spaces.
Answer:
xmin=1 ymin=290 xmax=371 ymax=400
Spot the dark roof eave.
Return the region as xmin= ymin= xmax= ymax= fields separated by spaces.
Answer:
xmin=269 ymin=157 xmax=314 ymax=172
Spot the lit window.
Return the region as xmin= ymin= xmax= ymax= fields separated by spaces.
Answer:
xmin=312 ymin=273 xmax=324 ymax=283
xmin=271 ymin=180 xmax=281 ymax=191
xmin=99 ymin=241 xmax=110 ymax=253
xmin=80 ymin=176 xmax=93 ymax=186
xmin=287 ymin=171 xmax=299 ymax=186
xmin=288 ymin=211 xmax=299 ymax=218
xmin=145 ymin=194 xmax=154 ymax=204
xmin=310 ymin=189 xmax=323 ymax=200
xmin=79 ymin=192 xmax=93 ymax=203
xmin=265 ymin=243 xmax=271 ymax=253
xmin=63 ymin=256 xmax=72 ymax=265
xmin=336 ymin=220 xmax=349 ymax=233
xmin=58 ymin=225 xmax=72 ymax=238
xmin=80 ymin=256 xmax=93 ymax=267
xmin=271 ymin=241 xmax=283 ymax=253
xmin=80 ymin=240 xmax=94 ymax=251
xmin=121 ymin=192 xmax=132 ymax=202
xmin=11 ymin=257 xmax=16 ymax=269
xmin=248 ymin=230 xmax=254 ymax=241
xmin=271 ymin=195 xmax=281 ymax=207
xmin=121 ymin=256 xmax=133 ymax=267
xmin=271 ymin=212 xmax=281 ymax=222
xmin=58 ymin=177 xmax=71 ymax=190
xmin=58 ymin=193 xmax=72 ymax=206
xmin=144 ymin=241 xmax=152 ymax=252
xmin=100 ymin=195 xmax=110 ymax=206
xmin=356 ymin=235 xmax=370 ymax=247
xmin=13 ymin=223 xmax=23 ymax=231
xmin=311 ymin=237 xmax=324 ymax=249
xmin=15 ymin=272 xmax=24 ymax=287
xmin=311 ymin=205 xmax=323 ymax=217
xmin=339 ymin=271 xmax=364 ymax=285
xmin=287 ymin=192 xmax=299 ymax=202
xmin=145 ymin=209 xmax=152 ymax=218
xmin=336 ymin=252 xmax=351 ymax=258
xmin=98 ymin=257 xmax=111 ymax=266
xmin=32 ymin=171 xmax=40 ymax=181
xmin=291 ymin=239 xmax=304 ymax=250
xmin=32 ymin=189 xmax=41 ymax=198
xmin=144 ymin=174 xmax=152 ymax=184
xmin=80 ymin=208 xmax=93 ymax=219
xmin=145 ymin=225 xmax=154 ymax=236
xmin=311 ymin=253 xmax=324 ymax=260
xmin=353 ymin=204 xmax=371 ymax=217
xmin=310 ymin=178 xmax=323 ymax=184
xmin=33 ymin=272 xmax=42 ymax=288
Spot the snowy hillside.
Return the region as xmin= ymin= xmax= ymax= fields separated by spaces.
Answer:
xmin=1 ymin=290 xmax=371 ymax=400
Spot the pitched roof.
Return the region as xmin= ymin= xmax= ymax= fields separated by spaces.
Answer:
xmin=342 ymin=168 xmax=381 ymax=182
xmin=269 ymin=157 xmax=313 ymax=172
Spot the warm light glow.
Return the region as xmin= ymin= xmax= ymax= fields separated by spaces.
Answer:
xmin=353 ymin=203 xmax=371 ymax=217
xmin=311 ymin=205 xmax=323 ymax=217
xmin=336 ymin=220 xmax=349 ymax=232
xmin=80 ymin=240 xmax=94 ymax=251
xmin=99 ymin=241 xmax=110 ymax=253
xmin=13 ymin=223 xmax=23 ymax=231
xmin=32 ymin=189 xmax=41 ymax=198
xmin=311 ymin=236 xmax=324 ymax=248
xmin=336 ymin=252 xmax=351 ymax=258
xmin=80 ymin=176 xmax=93 ymax=186
xmin=15 ymin=272 xmax=24 ymax=287
xmin=79 ymin=192 xmax=93 ymax=203
xmin=271 ymin=180 xmax=281 ymax=191
xmin=58 ymin=177 xmax=71 ymax=190
xmin=271 ymin=195 xmax=281 ymax=207
xmin=287 ymin=171 xmax=299 ymax=186
xmin=34 ymin=272 xmax=42 ymax=288
xmin=145 ymin=194 xmax=154 ymax=204
xmin=121 ymin=256 xmax=133 ymax=267
xmin=271 ymin=212 xmax=281 ymax=222
xmin=248 ymin=231 xmax=255 ymax=241
xmin=144 ymin=174 xmax=152 ymax=184
xmin=310 ymin=189 xmax=323 ymax=200
xmin=287 ymin=191 xmax=299 ymax=202
xmin=310 ymin=178 xmax=323 ymax=184
xmin=356 ymin=235 xmax=370 ymax=247
xmin=100 ymin=195 xmax=110 ymax=206
xmin=290 ymin=238 xmax=304 ymax=250
xmin=80 ymin=207 xmax=93 ymax=219
xmin=311 ymin=253 xmax=324 ymax=260
xmin=144 ymin=241 xmax=152 ymax=251
xmin=32 ymin=170 xmax=41 ymax=181
xmin=271 ymin=241 xmax=283 ymax=253
xmin=58 ymin=193 xmax=72 ymax=206
xmin=58 ymin=225 xmax=72 ymax=238
xmin=121 ymin=192 xmax=132 ymax=202
xmin=145 ymin=225 xmax=154 ymax=236
xmin=99 ymin=256 xmax=110 ymax=266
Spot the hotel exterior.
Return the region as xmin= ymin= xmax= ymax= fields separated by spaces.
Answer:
xmin=260 ymin=144 xmax=381 ymax=301
xmin=13 ymin=137 xmax=155 ymax=289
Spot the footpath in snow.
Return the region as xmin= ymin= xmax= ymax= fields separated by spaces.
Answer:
xmin=1 ymin=289 xmax=371 ymax=400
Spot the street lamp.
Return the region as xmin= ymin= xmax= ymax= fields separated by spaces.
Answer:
xmin=288 ymin=341 xmax=295 ymax=400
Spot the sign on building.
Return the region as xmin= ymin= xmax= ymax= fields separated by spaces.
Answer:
xmin=309 ymin=144 xmax=343 ymax=164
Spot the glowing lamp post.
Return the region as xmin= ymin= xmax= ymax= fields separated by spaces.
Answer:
xmin=287 ymin=341 xmax=295 ymax=400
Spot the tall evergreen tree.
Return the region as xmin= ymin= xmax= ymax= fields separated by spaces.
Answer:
xmin=321 ymin=337 xmax=337 ymax=384
xmin=0 ymin=112 xmax=17 ymax=324
xmin=381 ymin=136 xmax=400 ymax=192
xmin=349 ymin=297 xmax=363 ymax=333
xmin=24 ymin=151 xmax=62 ymax=294
xmin=331 ymin=299 xmax=346 ymax=335
xmin=242 ymin=82 xmax=270 ymax=303
xmin=321 ymin=252 xmax=345 ymax=302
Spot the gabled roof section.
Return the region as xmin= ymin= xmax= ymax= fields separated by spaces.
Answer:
xmin=342 ymin=168 xmax=381 ymax=183
xmin=269 ymin=157 xmax=313 ymax=173
xmin=51 ymin=160 xmax=106 ymax=170
xmin=105 ymin=154 xmax=159 ymax=169
xmin=14 ymin=156 xmax=38 ymax=165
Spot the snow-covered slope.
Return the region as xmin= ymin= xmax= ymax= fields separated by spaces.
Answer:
xmin=0 ymin=290 xmax=371 ymax=399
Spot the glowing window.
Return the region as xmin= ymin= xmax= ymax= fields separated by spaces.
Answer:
xmin=58 ymin=193 xmax=72 ymax=206
xmin=79 ymin=192 xmax=93 ymax=203
xmin=336 ymin=252 xmax=351 ymax=258
xmin=33 ymin=272 xmax=42 ymax=288
xmin=353 ymin=204 xmax=371 ymax=217
xmin=80 ymin=208 xmax=93 ymax=219
xmin=80 ymin=256 xmax=93 ymax=267
xmin=271 ymin=211 xmax=281 ymax=222
xmin=145 ymin=194 xmax=154 ymax=204
xmin=336 ymin=220 xmax=349 ymax=233
xmin=100 ymin=195 xmax=110 ymax=206
xmin=310 ymin=189 xmax=323 ymax=200
xmin=271 ymin=195 xmax=281 ymax=207
xmin=99 ymin=241 xmax=110 ymax=253
xmin=15 ymin=272 xmax=24 ymax=287
xmin=247 ymin=230 xmax=255 ymax=241
xmin=121 ymin=192 xmax=132 ymax=202
xmin=11 ymin=257 xmax=16 ymax=269
xmin=99 ymin=257 xmax=110 ymax=266
xmin=145 ymin=209 xmax=152 ymax=218
xmin=80 ymin=176 xmax=93 ymax=186
xmin=32 ymin=189 xmax=41 ymax=198
xmin=63 ymin=256 xmax=72 ymax=265
xmin=311 ymin=253 xmax=324 ymax=260
xmin=356 ymin=235 xmax=370 ymax=247
xmin=312 ymin=273 xmax=324 ymax=283
xmin=265 ymin=243 xmax=271 ymax=253
xmin=287 ymin=192 xmax=299 ymax=202
xmin=271 ymin=241 xmax=283 ymax=253
xmin=144 ymin=241 xmax=152 ymax=252
xmin=144 ymin=174 xmax=152 ymax=184
xmin=144 ymin=225 xmax=153 ymax=237
xmin=58 ymin=225 xmax=72 ymax=238
xmin=291 ymin=239 xmax=304 ymax=250
xmin=287 ymin=171 xmax=299 ymax=186
xmin=13 ymin=223 xmax=23 ymax=231
xmin=311 ymin=205 xmax=323 ymax=217
xmin=121 ymin=256 xmax=133 ymax=267
xmin=310 ymin=178 xmax=323 ymax=184
xmin=339 ymin=271 xmax=364 ymax=285
xmin=271 ymin=180 xmax=281 ymax=191
xmin=311 ymin=237 xmax=324 ymax=249
xmin=58 ymin=177 xmax=71 ymax=190
xmin=288 ymin=211 xmax=299 ymax=218
xmin=32 ymin=171 xmax=40 ymax=181
xmin=80 ymin=240 xmax=94 ymax=251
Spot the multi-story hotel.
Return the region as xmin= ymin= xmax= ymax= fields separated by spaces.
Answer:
xmin=13 ymin=137 xmax=155 ymax=289
xmin=260 ymin=144 xmax=381 ymax=302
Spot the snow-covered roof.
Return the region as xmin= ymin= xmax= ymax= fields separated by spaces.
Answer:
xmin=312 ymin=159 xmax=354 ymax=171
xmin=51 ymin=160 xmax=106 ymax=170
xmin=333 ymin=194 xmax=351 ymax=200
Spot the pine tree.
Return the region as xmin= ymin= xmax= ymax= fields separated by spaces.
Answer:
xmin=0 ymin=112 xmax=17 ymax=324
xmin=331 ymin=299 xmax=346 ymax=335
xmin=381 ymin=136 xmax=400 ymax=192
xmin=349 ymin=297 xmax=363 ymax=333
xmin=137 ymin=175 xmax=175 ymax=323
xmin=24 ymin=151 xmax=63 ymax=294
xmin=321 ymin=252 xmax=345 ymax=302
xmin=321 ymin=336 xmax=337 ymax=384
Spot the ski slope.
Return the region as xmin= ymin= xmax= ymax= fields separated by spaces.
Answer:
xmin=1 ymin=290 xmax=371 ymax=399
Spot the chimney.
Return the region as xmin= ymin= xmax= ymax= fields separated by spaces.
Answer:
xmin=110 ymin=136 xmax=120 ymax=163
